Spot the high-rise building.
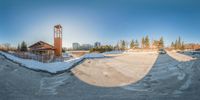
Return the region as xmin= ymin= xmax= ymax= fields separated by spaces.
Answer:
xmin=81 ymin=44 xmax=93 ymax=50
xmin=72 ymin=43 xmax=80 ymax=50
xmin=94 ymin=42 xmax=101 ymax=47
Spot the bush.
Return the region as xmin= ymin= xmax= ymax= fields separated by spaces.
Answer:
xmin=90 ymin=45 xmax=113 ymax=53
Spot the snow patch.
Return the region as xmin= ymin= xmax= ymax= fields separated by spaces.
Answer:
xmin=177 ymin=72 xmax=186 ymax=80
xmin=180 ymin=77 xmax=192 ymax=90
xmin=122 ymin=84 xmax=149 ymax=92
xmin=0 ymin=51 xmax=104 ymax=74
xmin=84 ymin=53 xmax=105 ymax=58
xmin=103 ymin=51 xmax=124 ymax=54
xmin=38 ymin=73 xmax=70 ymax=95
xmin=167 ymin=51 xmax=196 ymax=62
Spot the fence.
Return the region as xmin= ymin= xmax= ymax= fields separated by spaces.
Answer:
xmin=5 ymin=51 xmax=74 ymax=63
xmin=10 ymin=52 xmax=54 ymax=63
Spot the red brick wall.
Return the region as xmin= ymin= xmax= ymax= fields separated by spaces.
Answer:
xmin=54 ymin=37 xmax=62 ymax=56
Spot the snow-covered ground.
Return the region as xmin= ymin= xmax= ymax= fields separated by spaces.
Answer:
xmin=72 ymin=50 xmax=199 ymax=94
xmin=181 ymin=51 xmax=200 ymax=58
xmin=121 ymin=52 xmax=198 ymax=96
xmin=103 ymin=51 xmax=124 ymax=54
xmin=167 ymin=51 xmax=196 ymax=62
xmin=0 ymin=51 xmax=104 ymax=74
xmin=0 ymin=51 xmax=200 ymax=99
xmin=72 ymin=52 xmax=159 ymax=87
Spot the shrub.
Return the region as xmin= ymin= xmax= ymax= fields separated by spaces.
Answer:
xmin=90 ymin=45 xmax=113 ymax=53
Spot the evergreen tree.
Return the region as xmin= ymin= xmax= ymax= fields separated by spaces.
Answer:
xmin=130 ymin=40 xmax=135 ymax=49
xmin=17 ymin=44 xmax=21 ymax=51
xmin=159 ymin=36 xmax=164 ymax=48
xmin=118 ymin=40 xmax=126 ymax=50
xmin=175 ymin=40 xmax=178 ymax=50
xmin=145 ymin=35 xmax=150 ymax=48
xmin=152 ymin=40 xmax=159 ymax=49
xmin=21 ymin=41 xmax=28 ymax=52
xmin=135 ymin=40 xmax=139 ymax=48
xmin=116 ymin=42 xmax=120 ymax=50
xmin=121 ymin=40 xmax=126 ymax=50
xmin=141 ymin=37 xmax=145 ymax=48
xmin=171 ymin=36 xmax=185 ymax=50
xmin=181 ymin=41 xmax=185 ymax=50
xmin=171 ymin=42 xmax=174 ymax=48
xmin=178 ymin=36 xmax=181 ymax=49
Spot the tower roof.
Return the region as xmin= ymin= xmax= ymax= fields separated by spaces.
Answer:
xmin=54 ymin=24 xmax=62 ymax=29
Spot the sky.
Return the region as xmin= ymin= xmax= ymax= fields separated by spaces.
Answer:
xmin=0 ymin=0 xmax=200 ymax=48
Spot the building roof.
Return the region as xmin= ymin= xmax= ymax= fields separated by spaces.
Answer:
xmin=29 ymin=41 xmax=55 ymax=51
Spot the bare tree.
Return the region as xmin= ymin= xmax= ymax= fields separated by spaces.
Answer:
xmin=3 ymin=43 xmax=11 ymax=51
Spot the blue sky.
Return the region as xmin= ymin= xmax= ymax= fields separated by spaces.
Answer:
xmin=0 ymin=0 xmax=200 ymax=47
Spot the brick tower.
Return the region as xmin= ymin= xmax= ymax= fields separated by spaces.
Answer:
xmin=54 ymin=24 xmax=62 ymax=56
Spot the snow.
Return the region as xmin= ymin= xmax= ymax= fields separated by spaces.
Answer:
xmin=38 ymin=73 xmax=70 ymax=95
xmin=167 ymin=51 xmax=196 ymax=62
xmin=0 ymin=51 xmax=104 ymax=74
xmin=103 ymin=51 xmax=124 ymax=54
xmin=103 ymin=50 xmax=158 ymax=55
xmin=84 ymin=53 xmax=105 ymax=58
xmin=124 ymin=51 xmax=158 ymax=55
xmin=180 ymin=51 xmax=200 ymax=58
xmin=62 ymin=53 xmax=71 ymax=58
xmin=72 ymin=51 xmax=158 ymax=87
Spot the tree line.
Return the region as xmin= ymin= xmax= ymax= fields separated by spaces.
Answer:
xmin=0 ymin=41 xmax=28 ymax=52
xmin=89 ymin=45 xmax=113 ymax=53
xmin=170 ymin=36 xmax=185 ymax=50
xmin=3 ymin=36 xmax=199 ymax=53
xmin=116 ymin=35 xmax=164 ymax=50
xmin=90 ymin=35 xmax=165 ymax=53
xmin=0 ymin=43 xmax=15 ymax=51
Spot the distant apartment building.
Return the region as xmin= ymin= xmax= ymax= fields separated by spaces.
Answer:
xmin=94 ymin=42 xmax=101 ymax=47
xmin=72 ymin=43 xmax=80 ymax=50
xmin=81 ymin=44 xmax=93 ymax=50
xmin=72 ymin=43 xmax=93 ymax=50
